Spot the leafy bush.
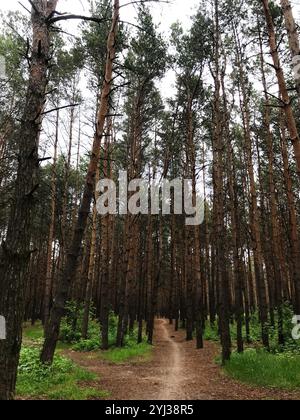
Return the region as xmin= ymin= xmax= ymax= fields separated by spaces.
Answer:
xmin=59 ymin=302 xmax=85 ymax=343
xmin=17 ymin=346 xmax=106 ymax=400
xmin=204 ymin=303 xmax=300 ymax=354
xmin=18 ymin=347 xmax=73 ymax=377
xmin=203 ymin=322 xmax=219 ymax=342
xmin=24 ymin=302 xmax=149 ymax=356
xmin=73 ymin=337 xmax=100 ymax=352
xmin=71 ymin=310 xmax=121 ymax=351
xmin=107 ymin=311 xmax=118 ymax=345
xmin=245 ymin=303 xmax=300 ymax=354
xmin=60 ymin=321 xmax=82 ymax=343
xmin=59 ymin=301 xmax=98 ymax=344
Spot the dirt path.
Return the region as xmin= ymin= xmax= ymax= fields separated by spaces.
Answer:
xmin=67 ymin=319 xmax=300 ymax=400
xmin=157 ymin=319 xmax=182 ymax=399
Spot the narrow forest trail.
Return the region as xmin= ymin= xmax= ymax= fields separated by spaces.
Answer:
xmin=66 ymin=319 xmax=300 ymax=400
xmin=156 ymin=320 xmax=183 ymax=399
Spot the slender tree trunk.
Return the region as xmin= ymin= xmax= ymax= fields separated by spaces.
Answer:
xmin=40 ymin=0 xmax=120 ymax=364
xmin=258 ymin=23 xmax=286 ymax=344
xmin=262 ymin=0 xmax=300 ymax=176
xmin=185 ymin=99 xmax=196 ymax=342
xmin=146 ymin=215 xmax=153 ymax=342
xmin=60 ymin=106 xmax=75 ymax=259
xmin=233 ymin=23 xmax=270 ymax=349
xmin=222 ymin=76 xmax=244 ymax=353
xmin=148 ymin=217 xmax=163 ymax=344
xmin=280 ymin=0 xmax=300 ymax=101
xmin=116 ymin=223 xmax=128 ymax=347
xmin=0 ymin=0 xmax=58 ymax=400
xmin=100 ymin=130 xmax=112 ymax=350
xmin=81 ymin=166 xmax=100 ymax=340
xmin=44 ymin=110 xmax=59 ymax=327
xmin=279 ymin=112 xmax=300 ymax=312
xmin=212 ymin=0 xmax=231 ymax=363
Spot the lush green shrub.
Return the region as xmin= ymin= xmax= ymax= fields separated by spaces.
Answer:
xmin=59 ymin=302 xmax=84 ymax=343
xmin=72 ymin=312 xmax=119 ymax=352
xmin=59 ymin=301 xmax=98 ymax=344
xmin=203 ymin=322 xmax=219 ymax=342
xmin=246 ymin=303 xmax=300 ymax=354
xmin=17 ymin=346 xmax=105 ymax=400
xmin=73 ymin=337 xmax=100 ymax=352
xmin=107 ymin=311 xmax=118 ymax=346
xmin=204 ymin=303 xmax=300 ymax=354
xmin=37 ymin=302 xmax=147 ymax=354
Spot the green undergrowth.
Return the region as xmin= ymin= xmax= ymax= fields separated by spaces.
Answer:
xmin=98 ymin=339 xmax=152 ymax=364
xmin=24 ymin=322 xmax=44 ymax=341
xmin=17 ymin=347 xmax=108 ymax=400
xmin=204 ymin=304 xmax=300 ymax=354
xmin=224 ymin=349 xmax=300 ymax=391
xmin=58 ymin=303 xmax=153 ymax=363
xmin=23 ymin=303 xmax=152 ymax=390
xmin=203 ymin=304 xmax=300 ymax=391
xmin=74 ymin=335 xmax=152 ymax=364
xmin=23 ymin=322 xmax=72 ymax=351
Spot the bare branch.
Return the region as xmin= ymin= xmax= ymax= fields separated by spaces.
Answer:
xmin=120 ymin=0 xmax=170 ymax=8
xmin=27 ymin=0 xmax=39 ymax=15
xmin=47 ymin=14 xmax=108 ymax=25
xmin=18 ymin=2 xmax=31 ymax=14
xmin=42 ymin=103 xmax=80 ymax=116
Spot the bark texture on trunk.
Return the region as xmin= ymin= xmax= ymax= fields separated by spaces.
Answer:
xmin=40 ymin=0 xmax=120 ymax=364
xmin=0 ymin=0 xmax=58 ymax=400
xmin=262 ymin=0 xmax=300 ymax=176
xmin=280 ymin=0 xmax=300 ymax=100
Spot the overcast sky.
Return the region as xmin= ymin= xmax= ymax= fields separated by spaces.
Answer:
xmin=0 ymin=0 xmax=199 ymax=31
xmin=2 ymin=0 xmax=300 ymax=107
xmin=2 ymin=0 xmax=300 ymax=163
xmin=3 ymin=0 xmax=300 ymax=38
xmin=0 ymin=0 xmax=201 ymax=157
xmin=2 ymin=0 xmax=300 ymax=29
xmin=0 ymin=0 xmax=204 ymax=106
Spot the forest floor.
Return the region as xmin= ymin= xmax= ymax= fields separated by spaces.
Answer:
xmin=65 ymin=319 xmax=300 ymax=400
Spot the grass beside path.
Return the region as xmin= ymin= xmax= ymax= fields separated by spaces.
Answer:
xmin=17 ymin=346 xmax=109 ymax=400
xmin=224 ymin=349 xmax=300 ymax=391
xmin=95 ymin=341 xmax=152 ymax=364
xmin=20 ymin=321 xmax=152 ymax=399
xmin=19 ymin=323 xmax=108 ymax=400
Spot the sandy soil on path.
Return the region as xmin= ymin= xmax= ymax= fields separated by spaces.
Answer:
xmin=157 ymin=319 xmax=182 ymax=399
xmin=66 ymin=319 xmax=300 ymax=400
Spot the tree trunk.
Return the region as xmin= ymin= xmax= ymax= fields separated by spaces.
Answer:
xmin=212 ymin=0 xmax=231 ymax=363
xmin=40 ymin=0 xmax=120 ymax=364
xmin=44 ymin=109 xmax=59 ymax=327
xmin=233 ymin=23 xmax=270 ymax=350
xmin=280 ymin=0 xmax=300 ymax=101
xmin=262 ymin=0 xmax=300 ymax=176
xmin=0 ymin=0 xmax=58 ymax=400
xmin=258 ymin=23 xmax=286 ymax=345
xmin=81 ymin=166 xmax=100 ymax=340
xmin=100 ymin=131 xmax=112 ymax=350
xmin=279 ymin=112 xmax=300 ymax=312
xmin=222 ymin=73 xmax=244 ymax=354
